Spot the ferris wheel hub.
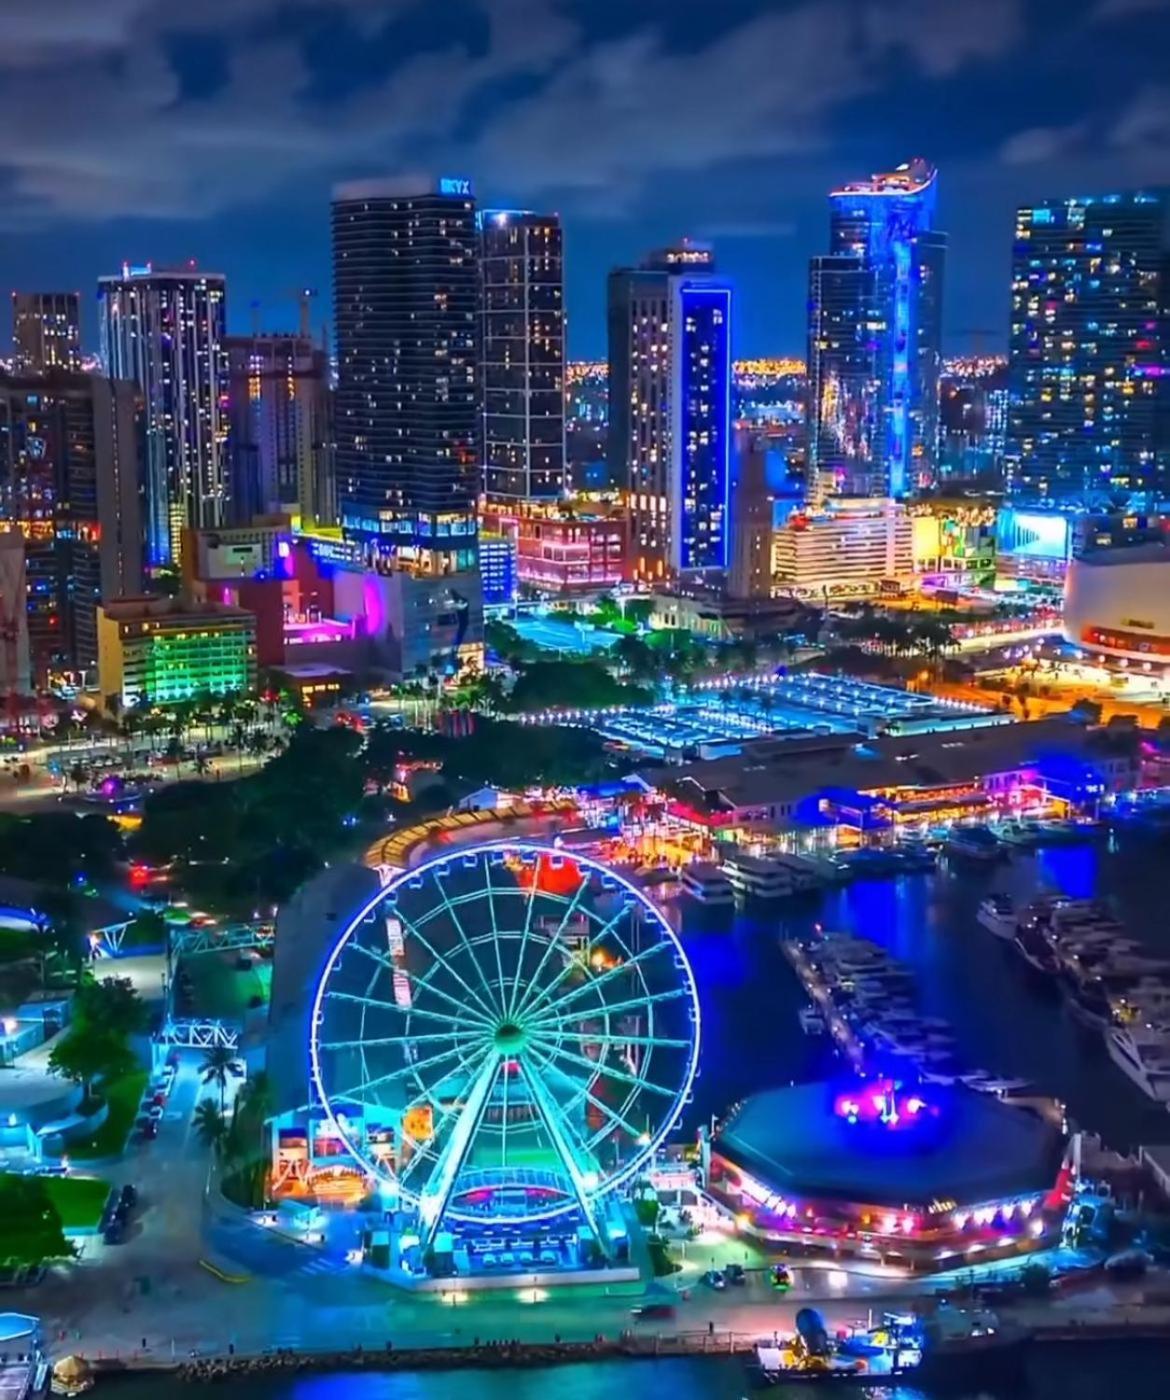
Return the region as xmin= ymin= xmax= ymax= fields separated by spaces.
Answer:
xmin=492 ymin=1021 xmax=527 ymax=1053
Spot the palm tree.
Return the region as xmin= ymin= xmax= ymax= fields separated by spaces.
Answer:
xmin=199 ymin=1045 xmax=244 ymax=1113
xmin=192 ymin=1099 xmax=228 ymax=1156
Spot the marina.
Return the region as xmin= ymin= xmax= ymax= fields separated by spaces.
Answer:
xmin=965 ymin=887 xmax=1170 ymax=1112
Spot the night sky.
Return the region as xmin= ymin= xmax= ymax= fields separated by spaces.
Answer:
xmin=0 ymin=0 xmax=1167 ymax=358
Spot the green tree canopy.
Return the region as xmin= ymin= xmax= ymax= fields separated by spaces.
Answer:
xmin=48 ymin=1024 xmax=137 ymax=1103
xmin=0 ymin=1174 xmax=76 ymax=1267
xmin=74 ymin=976 xmax=149 ymax=1039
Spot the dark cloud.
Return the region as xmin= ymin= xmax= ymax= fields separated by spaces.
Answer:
xmin=0 ymin=0 xmax=1165 ymax=353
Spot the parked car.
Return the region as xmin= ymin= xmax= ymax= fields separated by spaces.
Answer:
xmin=700 ymin=1269 xmax=727 ymax=1290
xmin=631 ymin=1302 xmax=675 ymax=1320
xmin=723 ymin=1263 xmax=747 ymax=1285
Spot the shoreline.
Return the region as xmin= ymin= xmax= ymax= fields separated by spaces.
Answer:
xmin=94 ymin=1334 xmax=751 ymax=1385
xmin=86 ymin=1315 xmax=1170 ymax=1387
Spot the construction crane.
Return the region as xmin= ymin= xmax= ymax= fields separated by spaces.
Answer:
xmin=287 ymin=287 xmax=319 ymax=342
xmin=246 ymin=288 xmax=320 ymax=341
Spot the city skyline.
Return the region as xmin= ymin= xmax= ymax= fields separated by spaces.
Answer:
xmin=0 ymin=1 xmax=1167 ymax=359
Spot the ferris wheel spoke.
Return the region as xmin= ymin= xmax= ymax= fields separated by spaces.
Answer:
xmin=504 ymin=863 xmax=542 ymax=1020
xmin=433 ymin=870 xmax=502 ymax=1018
xmin=527 ymin=940 xmax=676 ymax=1027
xmin=540 ymin=1028 xmax=693 ymax=1051
xmin=317 ymin=1028 xmax=479 ymax=1051
xmin=481 ymin=862 xmax=509 ymax=1022
xmin=330 ymin=1038 xmax=492 ymax=1103
xmin=527 ymin=1032 xmax=679 ymax=1098
xmin=385 ymin=912 xmax=500 ymax=1026
xmin=418 ymin=1052 xmax=502 ymax=1247
xmin=528 ymin=1041 xmax=644 ymax=1143
xmin=534 ymin=985 xmax=692 ymax=1029
xmin=323 ymin=990 xmax=492 ymax=1034
xmin=347 ymin=939 xmax=494 ymax=1028
xmin=515 ymin=1055 xmax=607 ymax=1250
xmin=513 ymin=899 xmax=630 ymax=1026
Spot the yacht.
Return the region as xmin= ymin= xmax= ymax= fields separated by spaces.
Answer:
xmin=977 ymin=894 xmax=1017 ymax=940
xmin=680 ymin=862 xmax=736 ymax=907
xmin=1107 ymin=1024 xmax=1170 ymax=1105
xmin=1012 ymin=924 xmax=1060 ymax=977
xmin=945 ymin=827 xmax=1003 ymax=863
xmin=798 ymin=1007 xmax=827 ymax=1036
xmin=722 ymin=852 xmax=794 ymax=901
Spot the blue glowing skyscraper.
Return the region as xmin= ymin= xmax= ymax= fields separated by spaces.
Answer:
xmin=607 ymin=243 xmax=731 ymax=582
xmin=1007 ymin=192 xmax=1167 ymax=504
xmin=807 ymin=159 xmax=945 ymax=500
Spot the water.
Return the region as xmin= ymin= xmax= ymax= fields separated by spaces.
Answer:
xmin=682 ymin=832 xmax=1170 ymax=1152
xmin=94 ymin=835 xmax=1170 ymax=1398
xmin=90 ymin=1343 xmax=1170 ymax=1397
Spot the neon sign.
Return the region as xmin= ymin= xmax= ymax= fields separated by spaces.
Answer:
xmin=438 ymin=177 xmax=472 ymax=197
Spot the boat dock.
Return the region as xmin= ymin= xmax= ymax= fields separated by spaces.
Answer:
xmin=781 ymin=938 xmax=866 ymax=1069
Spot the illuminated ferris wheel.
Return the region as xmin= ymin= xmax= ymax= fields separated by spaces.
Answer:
xmin=310 ymin=842 xmax=700 ymax=1248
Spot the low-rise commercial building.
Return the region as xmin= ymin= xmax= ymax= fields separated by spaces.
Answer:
xmin=480 ymin=500 xmax=627 ymax=595
xmin=773 ymin=498 xmax=913 ymax=600
xmin=97 ymin=594 xmax=257 ymax=710
xmin=1063 ymin=541 xmax=1170 ymax=672
xmin=642 ymin=718 xmax=1138 ymax=835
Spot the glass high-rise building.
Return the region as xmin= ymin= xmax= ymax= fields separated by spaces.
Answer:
xmin=11 ymin=292 xmax=82 ymax=374
xmin=1007 ymin=192 xmax=1167 ymax=503
xmin=807 ymin=159 xmax=946 ymax=499
xmin=607 ymin=243 xmax=731 ymax=582
xmin=0 ymin=371 xmax=145 ymax=676
xmin=478 ymin=210 xmax=566 ymax=501
xmin=332 ymin=177 xmax=479 ymax=575
xmin=98 ymin=265 xmax=228 ymax=569
xmin=225 ymin=333 xmax=335 ymax=529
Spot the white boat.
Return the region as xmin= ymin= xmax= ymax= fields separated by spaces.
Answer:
xmin=976 ymin=894 xmax=1017 ymax=940
xmin=945 ymin=828 xmax=1003 ymax=862
xmin=680 ymin=862 xmax=736 ymax=906
xmin=962 ymin=1074 xmax=1033 ymax=1095
xmin=721 ymin=853 xmax=793 ymax=900
xmin=1106 ymin=1024 xmax=1170 ymax=1105
xmin=798 ymin=1007 xmax=827 ymax=1035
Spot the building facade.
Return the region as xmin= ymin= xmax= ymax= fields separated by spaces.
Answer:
xmin=98 ymin=264 xmax=229 ymax=569
xmin=1007 ymin=192 xmax=1167 ymax=504
xmin=1062 ymin=542 xmax=1170 ymax=671
xmin=479 ymin=210 xmax=566 ymax=501
xmin=11 ymin=292 xmax=82 ymax=374
xmin=0 ymin=372 xmax=144 ymax=677
xmin=225 ymin=333 xmax=335 ymax=528
xmin=727 ymin=431 xmax=774 ymax=600
xmin=333 ymin=177 xmax=479 ymax=571
xmin=772 ymin=497 xmax=913 ymax=598
xmin=0 ymin=528 xmax=32 ymax=696
xmin=807 ymin=160 xmax=946 ymax=499
xmin=97 ymin=595 xmax=257 ymax=710
xmin=331 ymin=177 xmax=483 ymax=674
xmin=480 ymin=500 xmax=628 ymax=595
xmin=607 ymin=243 xmax=731 ymax=582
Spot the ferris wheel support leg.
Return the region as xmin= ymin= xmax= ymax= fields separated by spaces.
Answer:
xmin=417 ymin=1052 xmax=501 ymax=1251
xmin=518 ymin=1058 xmax=611 ymax=1261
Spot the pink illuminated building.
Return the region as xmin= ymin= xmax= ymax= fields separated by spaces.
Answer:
xmin=481 ymin=501 xmax=627 ymax=594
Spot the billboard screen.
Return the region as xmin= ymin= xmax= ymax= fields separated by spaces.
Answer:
xmin=996 ymin=508 xmax=1070 ymax=562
